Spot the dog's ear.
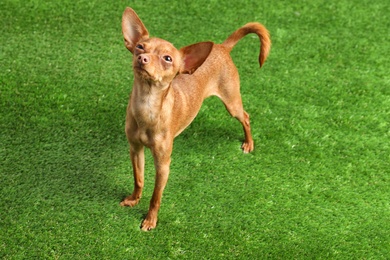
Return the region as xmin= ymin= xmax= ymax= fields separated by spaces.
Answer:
xmin=122 ymin=7 xmax=149 ymax=53
xmin=179 ymin=42 xmax=214 ymax=74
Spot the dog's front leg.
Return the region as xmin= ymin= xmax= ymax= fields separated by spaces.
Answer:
xmin=141 ymin=140 xmax=173 ymax=231
xmin=121 ymin=143 xmax=145 ymax=207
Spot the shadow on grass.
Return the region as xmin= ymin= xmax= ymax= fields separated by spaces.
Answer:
xmin=1 ymin=91 xmax=248 ymax=216
xmin=1 ymin=95 xmax=126 ymax=209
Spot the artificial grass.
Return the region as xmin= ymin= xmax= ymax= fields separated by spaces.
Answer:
xmin=1 ymin=0 xmax=389 ymax=258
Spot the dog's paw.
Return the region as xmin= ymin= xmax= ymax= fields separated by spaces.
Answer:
xmin=241 ymin=141 xmax=254 ymax=153
xmin=120 ymin=195 xmax=140 ymax=207
xmin=141 ymin=218 xmax=157 ymax=231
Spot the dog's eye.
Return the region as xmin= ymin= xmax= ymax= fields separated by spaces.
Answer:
xmin=136 ymin=44 xmax=144 ymax=50
xmin=163 ymin=55 xmax=173 ymax=62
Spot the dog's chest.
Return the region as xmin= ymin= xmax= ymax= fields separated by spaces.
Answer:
xmin=130 ymin=102 xmax=169 ymax=146
xmin=132 ymin=121 xmax=168 ymax=147
xmin=132 ymin=94 xmax=161 ymax=125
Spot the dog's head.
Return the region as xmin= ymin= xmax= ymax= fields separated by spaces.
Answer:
xmin=122 ymin=8 xmax=213 ymax=86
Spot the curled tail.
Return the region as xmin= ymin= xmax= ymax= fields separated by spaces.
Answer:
xmin=223 ymin=22 xmax=271 ymax=67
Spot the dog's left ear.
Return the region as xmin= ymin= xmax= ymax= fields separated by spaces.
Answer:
xmin=179 ymin=42 xmax=213 ymax=74
xmin=122 ymin=7 xmax=149 ymax=53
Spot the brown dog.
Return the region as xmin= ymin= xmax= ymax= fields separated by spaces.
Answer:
xmin=120 ymin=7 xmax=271 ymax=231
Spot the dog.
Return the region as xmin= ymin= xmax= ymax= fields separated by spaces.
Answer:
xmin=120 ymin=7 xmax=271 ymax=231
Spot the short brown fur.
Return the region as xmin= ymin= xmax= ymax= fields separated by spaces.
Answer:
xmin=120 ymin=7 xmax=271 ymax=231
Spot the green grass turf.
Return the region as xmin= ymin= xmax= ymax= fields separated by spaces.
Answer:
xmin=1 ymin=0 xmax=389 ymax=258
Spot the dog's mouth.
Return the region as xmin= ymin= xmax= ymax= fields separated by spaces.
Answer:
xmin=133 ymin=65 xmax=162 ymax=83
xmin=134 ymin=63 xmax=146 ymax=71
xmin=134 ymin=64 xmax=151 ymax=77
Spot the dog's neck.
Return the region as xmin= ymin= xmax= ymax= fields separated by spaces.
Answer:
xmin=130 ymin=77 xmax=173 ymax=127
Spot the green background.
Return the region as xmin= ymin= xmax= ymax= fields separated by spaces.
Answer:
xmin=1 ymin=0 xmax=389 ymax=258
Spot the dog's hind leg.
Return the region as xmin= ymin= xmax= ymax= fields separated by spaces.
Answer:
xmin=217 ymin=77 xmax=254 ymax=153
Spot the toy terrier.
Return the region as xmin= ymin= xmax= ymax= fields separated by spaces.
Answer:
xmin=120 ymin=7 xmax=271 ymax=231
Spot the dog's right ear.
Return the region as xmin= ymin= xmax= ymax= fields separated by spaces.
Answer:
xmin=179 ymin=42 xmax=214 ymax=74
xmin=122 ymin=7 xmax=149 ymax=53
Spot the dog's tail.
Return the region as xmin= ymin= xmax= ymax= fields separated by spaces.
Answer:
xmin=222 ymin=22 xmax=271 ymax=67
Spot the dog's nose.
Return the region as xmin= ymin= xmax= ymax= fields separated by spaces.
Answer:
xmin=138 ymin=54 xmax=150 ymax=64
